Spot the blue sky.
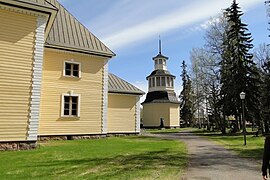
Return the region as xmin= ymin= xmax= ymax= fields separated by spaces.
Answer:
xmin=59 ymin=0 xmax=268 ymax=101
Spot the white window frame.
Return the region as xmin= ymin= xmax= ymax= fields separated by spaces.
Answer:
xmin=61 ymin=93 xmax=81 ymax=118
xmin=63 ymin=60 xmax=81 ymax=78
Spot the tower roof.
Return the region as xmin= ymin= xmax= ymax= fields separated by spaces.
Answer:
xmin=147 ymin=69 xmax=175 ymax=79
xmin=142 ymin=91 xmax=179 ymax=104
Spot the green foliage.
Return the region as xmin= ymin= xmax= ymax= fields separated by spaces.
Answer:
xmin=0 ymin=137 xmax=187 ymax=180
xmin=180 ymin=60 xmax=194 ymax=126
xmin=220 ymin=0 xmax=261 ymax=130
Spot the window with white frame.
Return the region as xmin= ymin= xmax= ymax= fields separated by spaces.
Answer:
xmin=64 ymin=61 xmax=81 ymax=78
xmin=62 ymin=94 xmax=80 ymax=117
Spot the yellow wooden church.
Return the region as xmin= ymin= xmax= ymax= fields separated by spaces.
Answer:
xmin=0 ymin=0 xmax=144 ymax=150
xmin=142 ymin=40 xmax=180 ymax=128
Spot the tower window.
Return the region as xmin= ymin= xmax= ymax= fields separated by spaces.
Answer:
xmin=155 ymin=60 xmax=158 ymax=65
xmin=161 ymin=77 xmax=165 ymax=86
xmin=149 ymin=78 xmax=152 ymax=88
xmin=157 ymin=77 xmax=160 ymax=86
xmin=152 ymin=77 xmax=155 ymax=87
xmin=159 ymin=59 xmax=162 ymax=64
xmin=166 ymin=77 xmax=170 ymax=87
xmin=171 ymin=77 xmax=174 ymax=87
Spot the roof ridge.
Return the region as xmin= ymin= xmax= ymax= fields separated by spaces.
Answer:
xmin=45 ymin=0 xmax=115 ymax=57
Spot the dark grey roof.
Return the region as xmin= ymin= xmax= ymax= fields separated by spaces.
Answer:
xmin=152 ymin=53 xmax=168 ymax=60
xmin=108 ymin=73 xmax=145 ymax=95
xmin=147 ymin=70 xmax=176 ymax=79
xmin=45 ymin=0 xmax=115 ymax=57
xmin=142 ymin=91 xmax=179 ymax=104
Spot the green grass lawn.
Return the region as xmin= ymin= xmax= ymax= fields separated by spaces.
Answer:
xmin=190 ymin=127 xmax=265 ymax=159
xmin=206 ymin=134 xmax=265 ymax=159
xmin=0 ymin=136 xmax=187 ymax=180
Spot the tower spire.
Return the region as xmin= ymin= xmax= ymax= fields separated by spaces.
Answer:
xmin=159 ymin=35 xmax=162 ymax=54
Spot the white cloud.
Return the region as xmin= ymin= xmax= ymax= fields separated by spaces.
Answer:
xmin=101 ymin=0 xmax=262 ymax=50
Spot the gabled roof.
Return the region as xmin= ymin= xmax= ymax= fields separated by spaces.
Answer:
xmin=108 ymin=73 xmax=145 ymax=95
xmin=45 ymin=0 xmax=115 ymax=57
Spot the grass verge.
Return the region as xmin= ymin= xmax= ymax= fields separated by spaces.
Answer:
xmin=206 ymin=134 xmax=264 ymax=159
xmin=0 ymin=136 xmax=187 ymax=180
xmin=190 ymin=128 xmax=265 ymax=159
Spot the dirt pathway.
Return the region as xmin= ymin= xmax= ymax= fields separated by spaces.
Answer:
xmin=146 ymin=131 xmax=261 ymax=180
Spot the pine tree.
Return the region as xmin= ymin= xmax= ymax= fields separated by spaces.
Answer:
xmin=220 ymin=0 xmax=261 ymax=131
xmin=180 ymin=60 xmax=193 ymax=127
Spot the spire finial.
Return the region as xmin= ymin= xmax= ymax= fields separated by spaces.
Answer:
xmin=159 ymin=35 xmax=162 ymax=54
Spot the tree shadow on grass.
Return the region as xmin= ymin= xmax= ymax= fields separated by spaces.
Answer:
xmin=24 ymin=149 xmax=187 ymax=179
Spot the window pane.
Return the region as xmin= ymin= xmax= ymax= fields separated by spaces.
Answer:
xmin=65 ymin=63 xmax=71 ymax=76
xmin=64 ymin=96 xmax=69 ymax=103
xmin=72 ymin=103 xmax=77 ymax=110
xmin=161 ymin=77 xmax=165 ymax=86
xmin=72 ymin=97 xmax=78 ymax=103
xmin=64 ymin=103 xmax=69 ymax=109
xmin=64 ymin=110 xmax=69 ymax=115
xmin=157 ymin=77 xmax=160 ymax=86
xmin=65 ymin=63 xmax=71 ymax=70
xmin=73 ymin=70 xmax=79 ymax=77
xmin=166 ymin=77 xmax=170 ymax=86
xmin=152 ymin=78 xmax=155 ymax=87
xmin=72 ymin=109 xmax=77 ymax=116
xmin=159 ymin=59 xmax=162 ymax=64
xmin=72 ymin=64 xmax=79 ymax=77
xmin=65 ymin=69 xmax=71 ymax=76
xmin=73 ymin=64 xmax=79 ymax=71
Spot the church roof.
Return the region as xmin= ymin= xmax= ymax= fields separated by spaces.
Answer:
xmin=6 ymin=0 xmax=115 ymax=57
xmin=142 ymin=91 xmax=179 ymax=104
xmin=147 ymin=69 xmax=176 ymax=79
xmin=108 ymin=73 xmax=145 ymax=95
xmin=45 ymin=0 xmax=115 ymax=57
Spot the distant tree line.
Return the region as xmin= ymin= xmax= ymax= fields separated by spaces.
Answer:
xmin=179 ymin=0 xmax=270 ymax=134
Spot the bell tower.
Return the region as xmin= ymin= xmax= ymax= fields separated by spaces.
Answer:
xmin=142 ymin=39 xmax=180 ymax=128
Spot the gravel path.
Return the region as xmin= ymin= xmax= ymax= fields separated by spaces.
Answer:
xmin=145 ymin=131 xmax=261 ymax=180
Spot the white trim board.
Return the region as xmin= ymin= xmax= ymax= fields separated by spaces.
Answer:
xmin=27 ymin=16 xmax=46 ymax=141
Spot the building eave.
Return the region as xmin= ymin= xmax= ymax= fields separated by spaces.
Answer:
xmin=108 ymin=90 xmax=145 ymax=96
xmin=45 ymin=44 xmax=116 ymax=58
xmin=0 ymin=0 xmax=58 ymax=39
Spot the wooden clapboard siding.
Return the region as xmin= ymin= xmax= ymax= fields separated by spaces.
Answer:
xmin=107 ymin=94 xmax=136 ymax=133
xmin=169 ymin=105 xmax=180 ymax=127
xmin=143 ymin=103 xmax=180 ymax=128
xmin=143 ymin=103 xmax=170 ymax=127
xmin=0 ymin=9 xmax=36 ymax=141
xmin=39 ymin=50 xmax=106 ymax=135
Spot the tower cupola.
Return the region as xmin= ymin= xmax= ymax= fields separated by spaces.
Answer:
xmin=146 ymin=39 xmax=176 ymax=93
xmin=153 ymin=39 xmax=168 ymax=71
